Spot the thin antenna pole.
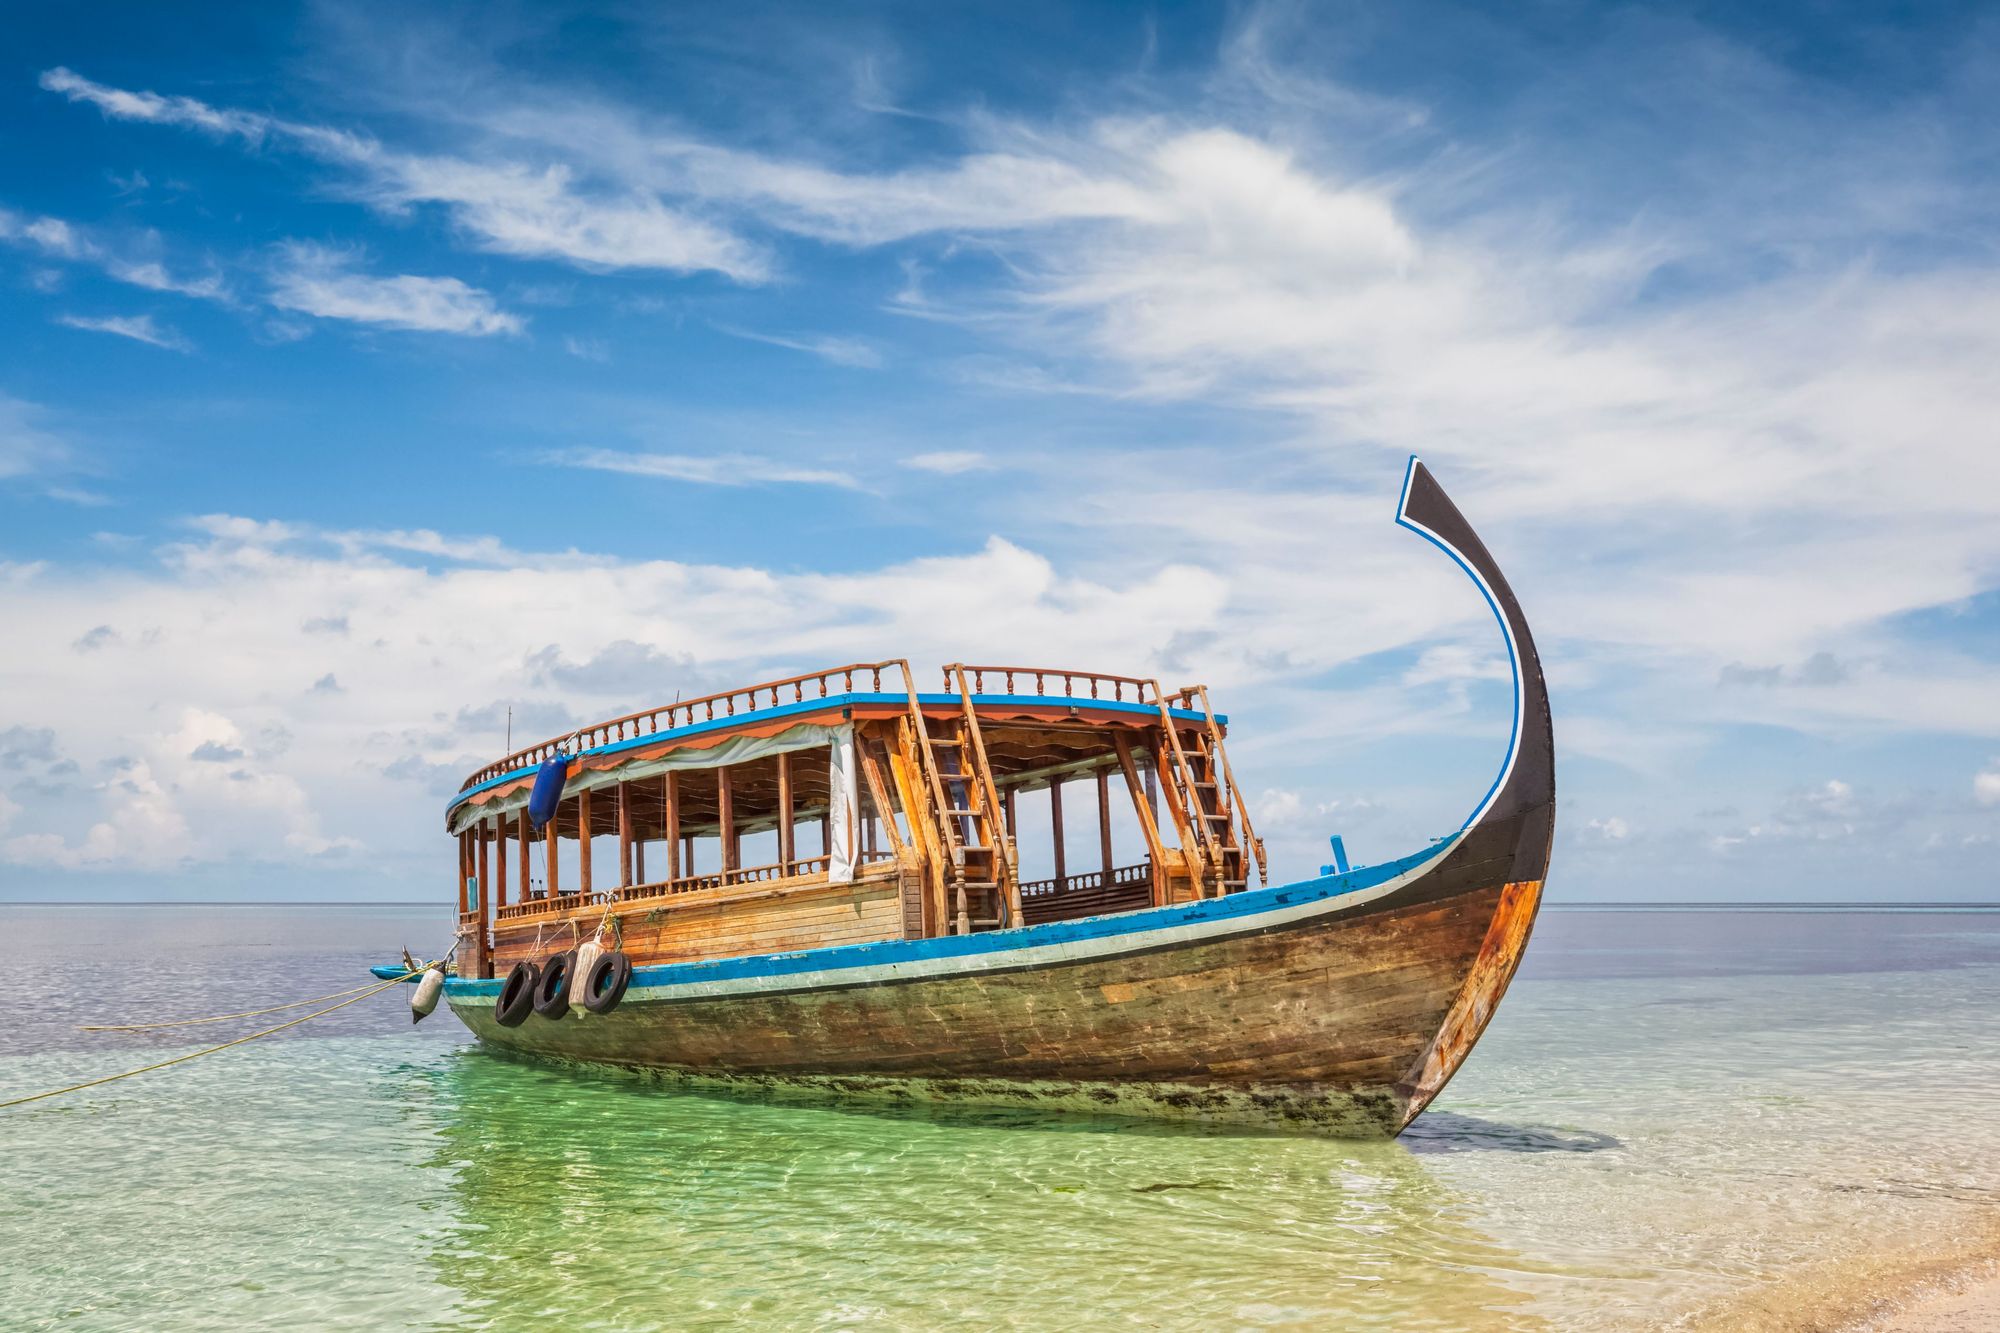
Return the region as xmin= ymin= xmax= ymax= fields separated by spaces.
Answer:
xmin=506 ymin=705 xmax=512 ymax=751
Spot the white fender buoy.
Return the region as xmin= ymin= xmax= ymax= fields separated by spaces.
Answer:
xmin=411 ymin=965 xmax=445 ymax=1023
xmin=570 ymin=940 xmax=605 ymax=1015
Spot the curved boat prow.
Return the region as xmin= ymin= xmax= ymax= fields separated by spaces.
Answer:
xmin=1388 ymin=457 xmax=1556 ymax=1127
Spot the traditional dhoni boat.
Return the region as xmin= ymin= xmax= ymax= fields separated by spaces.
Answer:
xmin=411 ymin=460 xmax=1554 ymax=1135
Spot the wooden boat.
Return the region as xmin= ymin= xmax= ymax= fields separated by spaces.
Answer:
xmin=425 ymin=459 xmax=1553 ymax=1135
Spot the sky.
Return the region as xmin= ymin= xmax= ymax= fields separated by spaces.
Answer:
xmin=1 ymin=0 xmax=1996 ymax=904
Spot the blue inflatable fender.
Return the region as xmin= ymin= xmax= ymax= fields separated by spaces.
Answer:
xmin=527 ymin=755 xmax=569 ymax=829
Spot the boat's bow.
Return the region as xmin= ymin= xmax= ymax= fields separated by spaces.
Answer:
xmin=1388 ymin=457 xmax=1556 ymax=1126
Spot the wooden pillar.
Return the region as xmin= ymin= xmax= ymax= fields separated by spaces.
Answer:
xmin=718 ymin=766 xmax=738 ymax=875
xmin=475 ymin=822 xmax=492 ymax=978
xmin=1050 ymin=779 xmax=1067 ymax=890
xmin=494 ymin=815 xmax=508 ymax=908
xmin=1097 ymin=766 xmax=1114 ymax=877
xmin=617 ymin=781 xmax=633 ymax=888
xmin=776 ymin=752 xmax=795 ymax=872
xmin=545 ymin=802 xmax=560 ymax=899
xmin=518 ymin=809 xmax=531 ymax=898
xmin=820 ymin=811 xmax=830 ymax=859
xmin=682 ymin=834 xmax=694 ymax=874
xmin=456 ymin=832 xmax=470 ymax=914
xmin=663 ymin=772 xmax=680 ymax=879
xmin=1113 ymin=734 xmax=1167 ymax=906
xmin=578 ymin=787 xmax=593 ymax=894
xmin=1004 ymin=787 xmax=1017 ymax=840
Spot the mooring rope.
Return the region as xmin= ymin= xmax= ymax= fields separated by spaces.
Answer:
xmin=78 ymin=977 xmax=403 ymax=1032
xmin=0 ymin=961 xmax=441 ymax=1113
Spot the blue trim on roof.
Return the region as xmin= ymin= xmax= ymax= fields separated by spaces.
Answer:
xmin=438 ymin=835 xmax=1454 ymax=999
xmin=446 ymin=692 xmax=1222 ymax=816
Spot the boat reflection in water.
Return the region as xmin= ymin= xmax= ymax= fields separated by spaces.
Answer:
xmin=410 ymin=1048 xmax=1552 ymax=1329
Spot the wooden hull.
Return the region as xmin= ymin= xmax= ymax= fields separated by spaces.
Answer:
xmin=440 ymin=459 xmax=1556 ymax=1136
xmin=448 ymin=860 xmax=1542 ymax=1135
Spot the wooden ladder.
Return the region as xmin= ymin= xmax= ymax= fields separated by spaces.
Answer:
xmin=1148 ymin=684 xmax=1234 ymax=898
xmin=1181 ymin=684 xmax=1267 ymax=890
xmin=898 ymin=663 xmax=1017 ymax=933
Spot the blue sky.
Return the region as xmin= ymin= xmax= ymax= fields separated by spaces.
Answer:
xmin=2 ymin=1 xmax=1996 ymax=902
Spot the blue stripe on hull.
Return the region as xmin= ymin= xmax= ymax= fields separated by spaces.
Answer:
xmin=442 ymin=836 xmax=1454 ymax=1000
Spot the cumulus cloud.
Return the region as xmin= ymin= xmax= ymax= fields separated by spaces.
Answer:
xmin=1977 ymin=765 xmax=2000 ymax=807
xmin=0 ymin=522 xmax=1232 ymax=874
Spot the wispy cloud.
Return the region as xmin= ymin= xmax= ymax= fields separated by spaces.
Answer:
xmin=717 ymin=325 xmax=883 ymax=368
xmin=0 ymin=205 xmax=229 ymax=301
xmin=905 ymin=450 xmax=991 ymax=474
xmin=41 ymin=67 xmax=768 ymax=281
xmin=546 ymin=446 xmax=863 ymax=490
xmin=266 ymin=243 xmax=521 ymax=336
xmin=57 ymin=312 xmax=192 ymax=351
xmin=0 ymin=395 xmax=74 ymax=482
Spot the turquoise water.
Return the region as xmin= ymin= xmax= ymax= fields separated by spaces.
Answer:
xmin=2 ymin=905 xmax=1997 ymax=1329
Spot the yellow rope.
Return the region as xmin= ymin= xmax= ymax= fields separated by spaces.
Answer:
xmin=79 ymin=976 xmax=404 ymax=1031
xmin=0 ymin=962 xmax=441 ymax=1113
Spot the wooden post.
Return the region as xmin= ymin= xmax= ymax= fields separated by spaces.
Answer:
xmin=858 ymin=743 xmax=906 ymax=856
xmin=1050 ymin=779 xmax=1067 ymax=890
xmin=777 ymin=751 xmax=795 ymax=873
xmin=518 ymin=809 xmax=531 ymax=899
xmin=617 ymin=781 xmax=633 ymax=888
xmin=476 ymin=823 xmax=492 ymax=978
xmin=545 ymin=801 xmax=560 ymax=899
xmin=578 ymin=787 xmax=593 ymax=895
xmin=1097 ymin=766 xmax=1114 ymax=877
xmin=1004 ymin=787 xmax=1017 ymax=840
xmin=1113 ymin=734 xmax=1167 ymax=905
xmin=456 ymin=832 xmax=470 ymax=914
xmin=663 ymin=773 xmax=680 ymax=880
xmin=718 ymin=766 xmax=738 ymax=875
xmin=495 ymin=815 xmax=508 ymax=908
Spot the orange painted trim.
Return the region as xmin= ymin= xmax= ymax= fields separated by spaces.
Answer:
xmin=1396 ymin=878 xmax=1544 ymax=1124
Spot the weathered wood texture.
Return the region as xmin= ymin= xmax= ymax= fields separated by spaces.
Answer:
xmin=488 ymin=865 xmax=905 ymax=972
xmin=459 ymin=873 xmax=1535 ymax=1133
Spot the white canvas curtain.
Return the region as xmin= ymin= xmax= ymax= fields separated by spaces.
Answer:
xmin=827 ymin=723 xmax=858 ymax=883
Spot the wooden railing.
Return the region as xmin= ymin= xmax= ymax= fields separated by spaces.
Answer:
xmin=1019 ymin=860 xmax=1152 ymax=898
xmin=460 ymin=660 xmax=907 ymax=790
xmin=949 ymin=665 xmax=1160 ymax=705
xmin=489 ymin=849 xmax=898 ymax=922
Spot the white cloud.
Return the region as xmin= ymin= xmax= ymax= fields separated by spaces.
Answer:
xmin=718 ymin=326 xmax=882 ymax=368
xmin=41 ymin=67 xmax=766 ymax=281
xmin=906 ymin=450 xmax=992 ymax=475
xmin=266 ymin=243 xmax=521 ymax=336
xmin=1976 ymin=765 xmax=2000 ymax=807
xmin=1 ymin=205 xmax=229 ymax=302
xmin=545 ymin=446 xmax=863 ymax=491
xmin=0 ymin=520 xmax=1226 ymax=875
xmin=0 ymin=395 xmax=73 ymax=482
xmin=57 ymin=312 xmax=192 ymax=352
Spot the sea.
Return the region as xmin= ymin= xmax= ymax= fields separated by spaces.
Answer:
xmin=1 ymin=903 xmax=1995 ymax=1331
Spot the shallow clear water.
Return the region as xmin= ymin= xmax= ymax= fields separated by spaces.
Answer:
xmin=2 ymin=904 xmax=1996 ymax=1330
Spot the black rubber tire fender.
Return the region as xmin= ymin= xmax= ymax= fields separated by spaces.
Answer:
xmin=494 ymin=961 xmax=539 ymax=1028
xmin=532 ymin=949 xmax=575 ymax=1020
xmin=582 ymin=951 xmax=633 ymax=1015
